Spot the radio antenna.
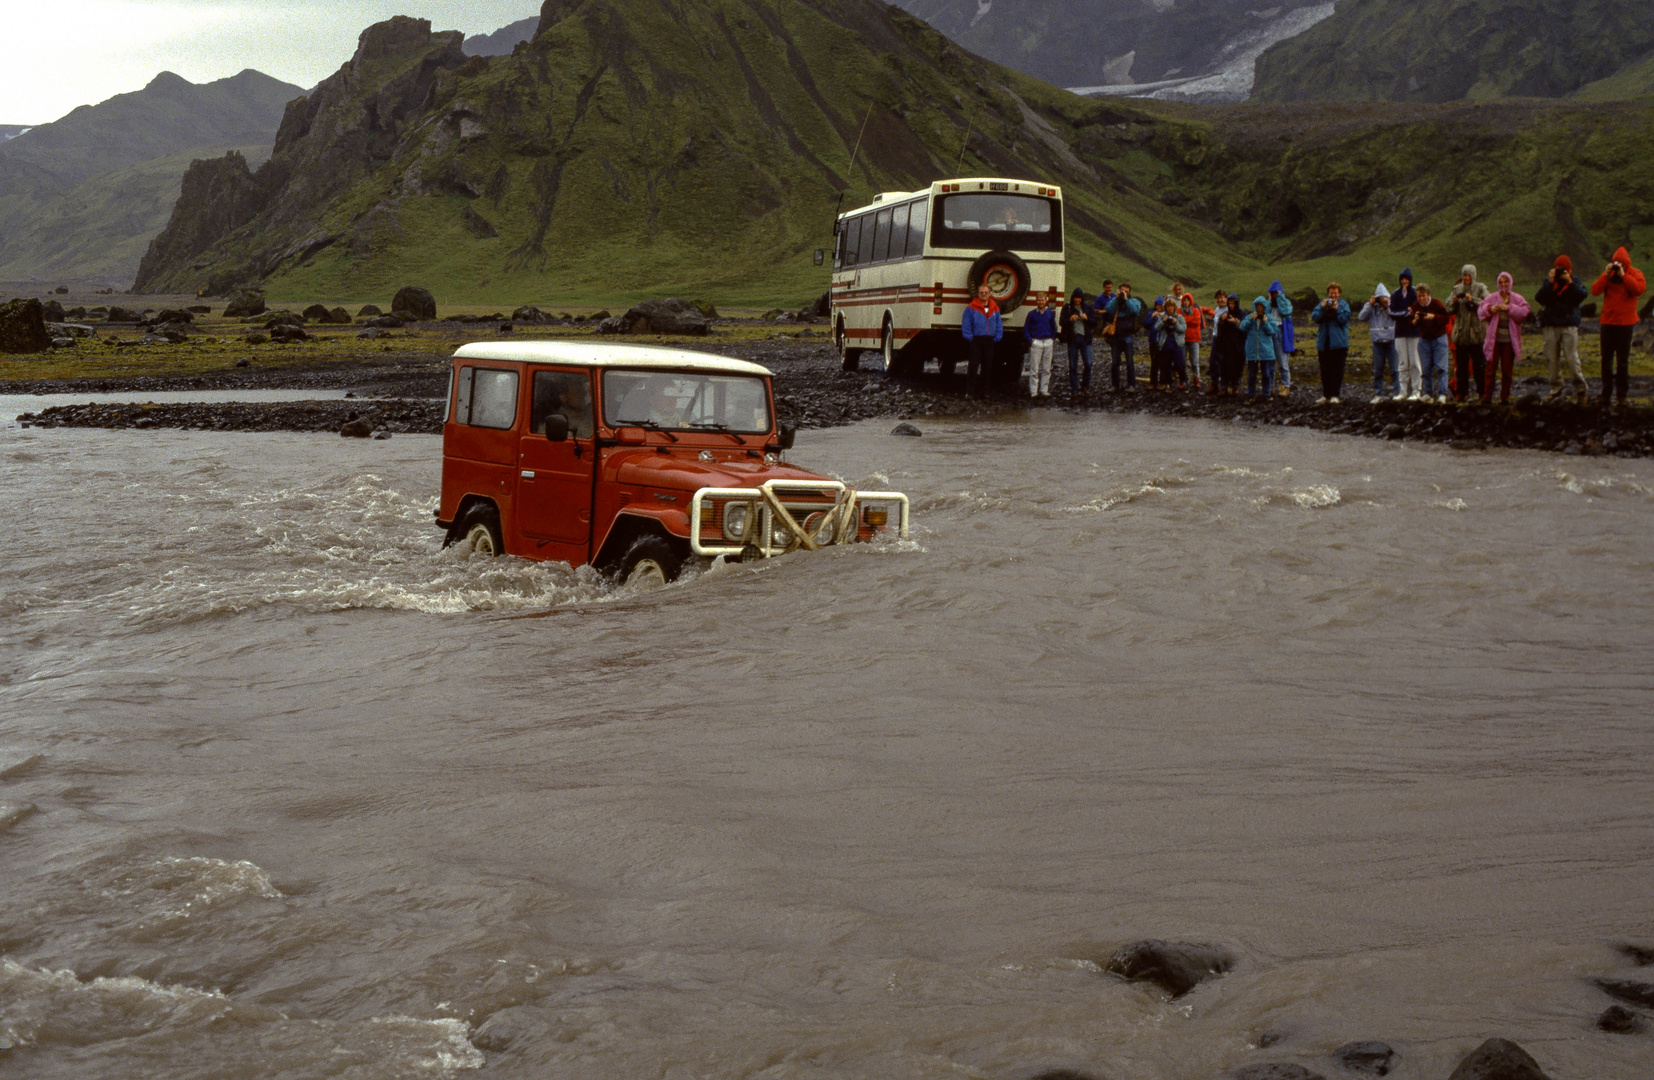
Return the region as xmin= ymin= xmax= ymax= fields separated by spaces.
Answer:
xmin=956 ymin=120 xmax=972 ymax=171
xmin=833 ymin=102 xmax=875 ymax=236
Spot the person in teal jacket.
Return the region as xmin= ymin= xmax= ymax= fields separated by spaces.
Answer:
xmin=1267 ymin=281 xmax=1294 ymax=395
xmin=1309 ymin=283 xmax=1351 ymax=404
xmin=1240 ymin=296 xmax=1279 ymax=399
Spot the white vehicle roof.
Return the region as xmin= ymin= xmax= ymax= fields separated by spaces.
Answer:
xmin=841 ymin=177 xmax=1061 ymax=217
xmin=453 ymin=340 xmax=771 ymax=376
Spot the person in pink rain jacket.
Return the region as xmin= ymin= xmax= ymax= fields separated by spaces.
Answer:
xmin=1477 ymin=272 xmax=1530 ymax=405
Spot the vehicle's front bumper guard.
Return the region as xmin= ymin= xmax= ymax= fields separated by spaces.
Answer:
xmin=689 ymin=479 xmax=910 ymax=558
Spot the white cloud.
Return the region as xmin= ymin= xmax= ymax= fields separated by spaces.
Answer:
xmin=1 ymin=1 xmax=538 ymax=123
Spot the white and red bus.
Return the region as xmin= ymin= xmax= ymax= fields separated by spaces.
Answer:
xmin=829 ymin=178 xmax=1066 ymax=381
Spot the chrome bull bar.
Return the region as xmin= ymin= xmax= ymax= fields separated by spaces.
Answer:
xmin=689 ymin=479 xmax=910 ymax=558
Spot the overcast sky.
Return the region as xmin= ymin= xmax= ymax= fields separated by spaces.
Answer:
xmin=4 ymin=1 xmax=539 ymax=125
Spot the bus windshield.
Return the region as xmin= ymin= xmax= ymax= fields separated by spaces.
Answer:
xmin=602 ymin=369 xmax=772 ymax=434
xmin=932 ymin=193 xmax=1061 ymax=252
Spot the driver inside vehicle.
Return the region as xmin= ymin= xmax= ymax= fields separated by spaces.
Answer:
xmin=616 ymin=376 xmax=683 ymax=427
xmin=531 ymin=371 xmax=594 ymax=438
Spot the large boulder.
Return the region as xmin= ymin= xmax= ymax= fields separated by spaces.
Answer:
xmin=391 ymin=286 xmax=436 ymax=321
xmin=1104 ymin=939 xmax=1235 ymax=998
xmin=0 ymin=298 xmax=52 ymax=354
xmin=358 ymin=303 xmax=383 ymax=317
xmin=327 ymin=307 xmax=353 ymax=324
xmin=223 ymin=289 xmax=266 ymax=318
xmin=690 ymin=298 xmax=719 ymax=319
xmin=302 ymin=303 xmax=332 ymax=321
xmin=1445 ymin=1039 xmax=1550 ymax=1080
xmin=105 ymin=306 xmax=143 ymax=323
xmin=42 ymin=299 xmax=66 ymax=322
xmin=1331 ymin=1042 xmax=1395 ymax=1076
xmin=512 ymin=305 xmax=554 ymax=323
xmin=619 ymin=297 xmax=709 ymax=336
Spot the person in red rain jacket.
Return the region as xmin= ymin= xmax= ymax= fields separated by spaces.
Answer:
xmin=1592 ymin=246 xmax=1647 ymax=406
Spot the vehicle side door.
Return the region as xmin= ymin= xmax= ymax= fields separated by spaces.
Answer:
xmin=517 ymin=368 xmax=596 ymax=553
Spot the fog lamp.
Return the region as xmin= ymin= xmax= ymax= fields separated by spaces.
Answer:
xmin=862 ymin=507 xmax=889 ymax=528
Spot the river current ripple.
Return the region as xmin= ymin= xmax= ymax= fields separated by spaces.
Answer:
xmin=2 ymin=412 xmax=1652 ymax=1079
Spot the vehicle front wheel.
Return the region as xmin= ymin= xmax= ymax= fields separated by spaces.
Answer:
xmin=616 ymin=534 xmax=683 ymax=589
xmin=880 ymin=319 xmax=896 ymax=372
xmin=452 ymin=504 xmax=503 ymax=555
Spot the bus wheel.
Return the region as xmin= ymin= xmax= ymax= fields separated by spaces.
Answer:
xmin=880 ymin=319 xmax=896 ymax=372
xmin=457 ymin=504 xmax=504 ymax=556
xmin=841 ymin=349 xmax=862 ymax=372
xmin=617 ymin=535 xmax=683 ymax=589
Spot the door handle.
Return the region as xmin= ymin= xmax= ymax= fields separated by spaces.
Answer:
xmin=520 ymin=470 xmax=534 ymax=479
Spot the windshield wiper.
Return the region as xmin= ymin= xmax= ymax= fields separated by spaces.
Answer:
xmin=618 ymin=418 xmax=678 ymax=441
xmin=688 ymin=421 xmax=744 ymax=444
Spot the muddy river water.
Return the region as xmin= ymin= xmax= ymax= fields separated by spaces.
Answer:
xmin=2 ymin=412 xmax=1651 ymax=1079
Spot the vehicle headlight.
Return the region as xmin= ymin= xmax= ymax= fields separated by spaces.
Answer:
xmin=862 ymin=506 xmax=889 ymax=528
xmin=804 ymin=511 xmax=832 ymax=543
xmin=771 ymin=519 xmax=793 ymax=548
xmin=721 ymin=501 xmax=751 ymax=541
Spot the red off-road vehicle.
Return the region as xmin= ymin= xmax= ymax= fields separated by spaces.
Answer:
xmin=437 ymin=341 xmax=910 ymax=586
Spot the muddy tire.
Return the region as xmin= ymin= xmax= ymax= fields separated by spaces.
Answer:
xmin=880 ymin=318 xmax=896 ymax=372
xmin=452 ymin=504 xmax=503 ymax=555
xmin=617 ymin=534 xmax=683 ymax=589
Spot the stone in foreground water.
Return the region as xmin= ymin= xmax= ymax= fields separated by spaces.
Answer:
xmin=1331 ymin=1041 xmax=1395 ymax=1075
xmin=1445 ymin=1038 xmax=1551 ymax=1080
xmin=1104 ymin=939 xmax=1234 ymax=997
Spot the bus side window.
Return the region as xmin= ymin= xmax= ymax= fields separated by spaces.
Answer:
xmin=889 ymin=203 xmax=909 ymax=261
xmin=843 ymin=215 xmax=863 ymax=267
xmin=906 ymin=200 xmax=928 ymax=257
xmin=872 ymin=207 xmax=893 ymax=263
xmin=835 ymin=226 xmax=848 ymax=269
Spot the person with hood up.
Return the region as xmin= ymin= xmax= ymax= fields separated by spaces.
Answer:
xmin=1267 ymin=281 xmax=1294 ymax=396
xmin=1310 ymin=282 xmax=1351 ymax=404
xmin=1535 ymin=255 xmax=1588 ymax=402
xmin=1413 ymin=284 xmax=1451 ymax=403
xmin=1240 ymin=295 xmax=1279 ymax=399
xmin=1592 ymin=246 xmax=1648 ymax=407
xmin=1211 ymin=293 xmax=1247 ymax=394
xmin=1390 ymin=268 xmax=1422 ymax=400
xmin=1476 ymin=272 xmax=1530 ymax=405
xmin=1060 ymin=287 xmax=1094 ymax=395
xmin=1103 ymin=284 xmax=1143 ymax=391
xmin=1448 ymin=265 xmax=1490 ymax=402
xmin=1022 ymin=289 xmax=1059 ymax=399
xmin=1147 ymin=297 xmax=1168 ymax=389
xmin=1151 ymin=298 xmax=1187 ymax=390
xmin=961 ymin=282 xmax=1003 ymax=399
xmin=1358 ymin=283 xmax=1398 ymax=401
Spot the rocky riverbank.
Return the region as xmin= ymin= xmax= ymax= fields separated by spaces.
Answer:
xmin=10 ymin=335 xmax=1654 ymax=456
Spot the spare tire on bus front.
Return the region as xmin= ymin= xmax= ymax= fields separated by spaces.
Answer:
xmin=967 ymin=250 xmax=1031 ymax=314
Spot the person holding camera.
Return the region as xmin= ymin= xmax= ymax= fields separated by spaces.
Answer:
xmin=1535 ymin=255 xmax=1588 ymax=403
xmin=1103 ymin=284 xmax=1143 ymax=391
xmin=1390 ymin=269 xmax=1422 ymax=400
xmin=1448 ymin=265 xmax=1489 ymax=402
xmin=1358 ymin=283 xmax=1398 ymax=400
xmin=1476 ymin=272 xmax=1530 ymax=405
xmin=1267 ymin=280 xmax=1294 ymax=396
xmin=1310 ymin=283 xmax=1351 ymax=404
xmin=1241 ymin=295 xmax=1279 ymax=399
xmin=1414 ymin=284 xmax=1451 ymax=402
xmin=1060 ymin=287 xmax=1094 ymax=395
xmin=1592 ymin=246 xmax=1647 ymax=407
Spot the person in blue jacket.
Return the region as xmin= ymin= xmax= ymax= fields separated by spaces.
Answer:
xmin=961 ymin=283 xmax=1003 ymax=399
xmin=1102 ymin=284 xmax=1144 ymax=391
xmin=1268 ymin=280 xmax=1294 ymax=395
xmin=1240 ymin=295 xmax=1279 ymax=399
xmin=1021 ymin=290 xmax=1059 ymax=399
xmin=1309 ymin=282 xmax=1351 ymax=404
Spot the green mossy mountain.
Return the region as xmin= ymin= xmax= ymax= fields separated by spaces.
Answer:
xmin=0 ymin=69 xmax=300 ymax=284
xmin=135 ymin=2 xmax=1241 ymax=304
xmin=1252 ymin=0 xmax=1654 ymax=102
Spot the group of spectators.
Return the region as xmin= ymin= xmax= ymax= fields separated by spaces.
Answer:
xmin=1012 ymin=248 xmax=1646 ymax=407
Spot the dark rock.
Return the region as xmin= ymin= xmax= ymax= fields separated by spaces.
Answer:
xmin=303 ymin=303 xmax=332 ymax=321
xmin=1231 ymin=1066 xmax=1325 ymax=1080
xmin=512 ymin=305 xmax=552 ymax=323
xmin=244 ymin=332 xmax=269 ymax=345
xmin=1380 ymin=423 xmax=1404 ymax=439
xmin=499 ymin=323 xmax=514 ymax=333
xmin=340 ymin=412 xmax=374 ymax=438
xmin=1597 ymin=1005 xmax=1645 ymax=1033
xmin=223 ymin=289 xmax=266 ymax=318
xmin=1286 ymin=286 xmax=1320 ymax=312
xmin=105 ymin=306 xmax=143 ymax=322
xmin=690 ymin=298 xmax=719 ymax=319
xmin=265 ymin=311 xmax=306 ymax=328
xmin=371 ymin=430 xmax=393 ymax=440
xmin=327 ymin=306 xmax=352 ymax=324
xmin=391 ymin=286 xmax=436 ymax=321
xmin=151 ymin=308 xmax=194 ymax=324
xmin=67 ymin=306 xmax=86 ymax=318
xmin=890 ymin=422 xmax=923 ymax=437
xmin=187 ymin=305 xmax=211 ymax=314
xmin=0 ymin=298 xmax=54 ymax=353
xmin=139 ymin=333 xmax=181 ymax=345
xmin=357 ymin=327 xmax=384 ymax=339
xmin=235 ymin=358 xmax=251 ymax=367
xmin=1104 ymin=939 xmax=1235 ymax=998
xmin=364 ymin=315 xmax=404 ymax=329
xmin=270 ymin=325 xmax=309 ymax=343
xmin=618 ymin=297 xmax=710 ymax=335
xmin=762 ymin=308 xmax=787 ymax=320
xmin=596 ymin=316 xmax=627 ymax=334
xmin=1595 ymin=978 xmax=1654 ymax=1008
xmin=1257 ymin=1032 xmax=1289 ymax=1049
xmin=358 ymin=304 xmax=383 ymax=317
xmin=1331 ymin=1041 xmax=1394 ymax=1075
xmin=1445 ymin=1038 xmax=1550 ymax=1080
xmin=1615 ymin=943 xmax=1654 ymax=965
xmin=590 ymin=309 xmax=610 ymax=321
xmin=43 ymin=299 xmax=66 ymax=322
xmin=53 ymin=285 xmax=68 ymax=294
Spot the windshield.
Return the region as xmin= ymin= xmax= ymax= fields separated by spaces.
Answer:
xmin=932 ymin=193 xmax=1061 ymax=252
xmin=602 ymin=369 xmax=772 ymax=434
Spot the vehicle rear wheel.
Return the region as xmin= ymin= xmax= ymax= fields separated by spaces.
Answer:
xmin=880 ymin=319 xmax=896 ymax=372
xmin=617 ymin=534 xmax=683 ymax=589
xmin=454 ymin=504 xmax=503 ymax=555
xmin=841 ymin=348 xmax=862 ymax=372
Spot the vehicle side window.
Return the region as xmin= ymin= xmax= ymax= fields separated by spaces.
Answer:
xmin=842 ymin=216 xmax=862 ymax=267
xmin=531 ymin=370 xmax=594 ymax=439
xmin=456 ymin=366 xmax=518 ymax=429
xmin=889 ymin=203 xmax=909 ymax=262
xmin=907 ymin=200 xmax=928 ymax=257
xmin=872 ymin=207 xmax=893 ymax=263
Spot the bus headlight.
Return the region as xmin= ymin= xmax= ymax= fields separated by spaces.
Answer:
xmin=721 ymin=501 xmax=751 ymax=541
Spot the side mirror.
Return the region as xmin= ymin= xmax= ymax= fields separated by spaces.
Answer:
xmin=542 ymin=414 xmax=569 ymax=442
xmin=777 ymin=424 xmax=797 ymax=451
xmin=813 ymin=249 xmax=825 ymax=266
